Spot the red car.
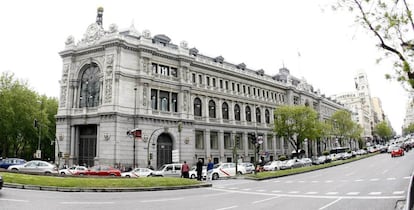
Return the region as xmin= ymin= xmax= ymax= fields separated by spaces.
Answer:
xmin=391 ymin=146 xmax=404 ymax=157
xmin=74 ymin=165 xmax=121 ymax=176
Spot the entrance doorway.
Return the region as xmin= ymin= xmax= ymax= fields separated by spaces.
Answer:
xmin=156 ymin=133 xmax=173 ymax=168
xmin=78 ymin=125 xmax=97 ymax=167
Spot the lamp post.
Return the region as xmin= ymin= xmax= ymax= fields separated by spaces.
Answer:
xmin=133 ymin=87 xmax=137 ymax=168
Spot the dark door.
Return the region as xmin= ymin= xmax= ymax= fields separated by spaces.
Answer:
xmin=78 ymin=125 xmax=97 ymax=167
xmin=157 ymin=133 xmax=172 ymax=168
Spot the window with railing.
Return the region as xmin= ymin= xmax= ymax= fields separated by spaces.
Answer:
xmin=209 ymin=100 xmax=216 ymax=118
xmin=234 ymin=104 xmax=241 ymax=121
xmin=210 ymin=132 xmax=218 ymax=150
xmin=79 ymin=63 xmax=100 ymax=108
xmin=245 ymin=106 xmax=251 ymax=122
xmin=195 ymin=130 xmax=204 ymax=149
xmin=194 ymin=98 xmax=202 ymax=117
xmin=222 ymin=102 xmax=229 ymax=120
xmin=224 ymin=132 xmax=231 ymax=149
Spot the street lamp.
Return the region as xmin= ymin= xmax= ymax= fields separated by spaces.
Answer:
xmin=133 ymin=87 xmax=137 ymax=167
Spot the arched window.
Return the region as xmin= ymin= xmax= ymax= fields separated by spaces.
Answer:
xmin=245 ymin=106 xmax=251 ymax=122
xmin=234 ymin=104 xmax=240 ymax=121
xmin=194 ymin=98 xmax=202 ymax=116
xmin=208 ymin=100 xmax=216 ymax=118
xmin=79 ymin=63 xmax=100 ymax=108
xmin=256 ymin=107 xmax=261 ymax=123
xmin=222 ymin=102 xmax=229 ymax=120
xmin=265 ymin=109 xmax=270 ymax=124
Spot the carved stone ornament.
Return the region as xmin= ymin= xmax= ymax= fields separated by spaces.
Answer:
xmin=65 ymin=35 xmax=75 ymax=46
xmin=142 ymin=29 xmax=151 ymax=39
xmin=180 ymin=41 xmax=188 ymax=49
xmin=106 ymin=55 xmax=114 ymax=65
xmin=83 ymin=23 xmax=105 ymax=45
xmin=108 ymin=24 xmax=118 ymax=34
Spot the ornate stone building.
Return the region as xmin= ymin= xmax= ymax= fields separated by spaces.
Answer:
xmin=55 ymin=9 xmax=344 ymax=168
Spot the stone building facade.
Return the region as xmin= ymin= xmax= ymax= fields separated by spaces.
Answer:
xmin=55 ymin=9 xmax=344 ymax=169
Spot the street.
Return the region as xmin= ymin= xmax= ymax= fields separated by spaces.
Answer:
xmin=0 ymin=152 xmax=412 ymax=210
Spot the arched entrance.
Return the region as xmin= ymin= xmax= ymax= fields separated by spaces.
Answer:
xmin=78 ymin=125 xmax=97 ymax=167
xmin=156 ymin=133 xmax=173 ymax=168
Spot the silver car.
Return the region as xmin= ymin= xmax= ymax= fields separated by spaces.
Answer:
xmin=8 ymin=160 xmax=58 ymax=174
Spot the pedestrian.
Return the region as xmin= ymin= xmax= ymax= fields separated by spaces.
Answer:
xmin=206 ymin=158 xmax=214 ymax=181
xmin=196 ymin=158 xmax=203 ymax=181
xmin=181 ymin=161 xmax=190 ymax=178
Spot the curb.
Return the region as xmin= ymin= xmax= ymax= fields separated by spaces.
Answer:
xmin=4 ymin=183 xmax=212 ymax=192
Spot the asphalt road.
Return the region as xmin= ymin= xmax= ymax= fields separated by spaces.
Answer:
xmin=0 ymin=152 xmax=413 ymax=210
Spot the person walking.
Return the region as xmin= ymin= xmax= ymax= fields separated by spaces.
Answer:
xmin=181 ymin=161 xmax=190 ymax=178
xmin=196 ymin=159 xmax=203 ymax=181
xmin=206 ymin=158 xmax=214 ymax=182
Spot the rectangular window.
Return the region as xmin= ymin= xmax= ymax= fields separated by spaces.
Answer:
xmin=248 ymin=87 xmax=251 ymax=95
xmin=243 ymin=85 xmax=246 ymax=93
xmin=151 ymin=89 xmax=158 ymax=110
xmin=253 ymin=88 xmax=256 ymax=96
xmin=171 ymin=67 xmax=177 ymax=77
xmin=198 ymin=75 xmax=202 ymax=84
xmin=236 ymin=133 xmax=242 ymax=149
xmin=267 ymin=135 xmax=273 ymax=150
xmin=210 ymin=132 xmax=218 ymax=150
xmin=220 ymin=80 xmax=223 ymax=88
xmin=152 ymin=63 xmax=158 ymax=74
xmin=206 ymin=76 xmax=210 ymax=86
xmin=195 ymin=130 xmax=204 ymax=149
xmin=171 ymin=93 xmax=178 ymax=112
xmin=224 ymin=133 xmax=231 ymax=149
xmin=160 ymin=65 xmax=169 ymax=76
xmin=192 ymin=73 xmax=196 ymax=83
xmin=237 ymin=84 xmax=240 ymax=92
xmin=225 ymin=81 xmax=229 ymax=90
xmin=212 ymin=78 xmax=216 ymax=87
xmin=232 ymin=83 xmax=235 ymax=91
xmin=276 ymin=136 xmax=281 ymax=150
xmin=159 ymin=91 xmax=169 ymax=111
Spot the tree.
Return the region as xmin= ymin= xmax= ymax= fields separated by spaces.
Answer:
xmin=403 ymin=122 xmax=414 ymax=135
xmin=374 ymin=121 xmax=393 ymax=141
xmin=273 ymin=105 xmax=320 ymax=157
xmin=329 ymin=110 xmax=356 ymax=146
xmin=0 ymin=72 xmax=58 ymax=160
xmin=334 ymin=0 xmax=414 ymax=88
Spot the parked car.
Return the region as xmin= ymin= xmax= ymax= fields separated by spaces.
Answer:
xmin=211 ymin=163 xmax=246 ymax=180
xmin=299 ymin=158 xmax=312 ymax=167
xmin=153 ymin=163 xmax=183 ymax=177
xmin=239 ymin=162 xmax=255 ymax=174
xmin=121 ymin=167 xmax=154 ymax=178
xmin=0 ymin=158 xmax=26 ymax=169
xmin=312 ymin=156 xmax=330 ymax=165
xmin=74 ymin=165 xmax=121 ymax=176
xmin=7 ymin=160 xmax=58 ymax=174
xmin=390 ymin=146 xmax=404 ymax=157
xmin=58 ymin=166 xmax=88 ymax=175
xmin=189 ymin=166 xmax=207 ymax=179
xmin=0 ymin=174 xmax=3 ymax=190
xmin=263 ymin=160 xmax=282 ymax=171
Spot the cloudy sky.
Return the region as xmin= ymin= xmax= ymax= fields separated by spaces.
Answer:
xmin=0 ymin=0 xmax=408 ymax=133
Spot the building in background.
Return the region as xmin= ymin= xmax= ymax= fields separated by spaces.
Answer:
xmin=55 ymin=8 xmax=345 ymax=169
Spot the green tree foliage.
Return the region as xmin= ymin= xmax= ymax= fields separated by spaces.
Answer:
xmin=374 ymin=121 xmax=393 ymax=141
xmin=403 ymin=123 xmax=414 ymax=135
xmin=334 ymin=0 xmax=414 ymax=88
xmin=329 ymin=110 xmax=361 ymax=146
xmin=273 ymin=105 xmax=320 ymax=155
xmin=0 ymin=72 xmax=58 ymax=160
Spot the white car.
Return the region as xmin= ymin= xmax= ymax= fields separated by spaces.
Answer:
xmin=8 ymin=160 xmax=58 ymax=174
xmin=263 ymin=161 xmax=283 ymax=171
xmin=59 ymin=166 xmax=88 ymax=175
xmin=121 ymin=168 xmax=154 ymax=178
xmin=189 ymin=166 xmax=207 ymax=179
xmin=211 ymin=163 xmax=246 ymax=180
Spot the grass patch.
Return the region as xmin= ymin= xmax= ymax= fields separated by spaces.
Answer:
xmin=247 ymin=153 xmax=378 ymax=180
xmin=0 ymin=173 xmax=200 ymax=188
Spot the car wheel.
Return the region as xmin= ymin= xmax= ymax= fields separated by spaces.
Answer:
xmin=60 ymin=172 xmax=66 ymax=175
xmin=45 ymin=171 xmax=51 ymax=174
xmin=125 ymin=175 xmax=130 ymax=178
xmin=212 ymin=173 xmax=219 ymax=180
xmin=237 ymin=171 xmax=243 ymax=175
xmin=274 ymin=167 xmax=278 ymax=171
xmin=110 ymin=174 xmax=116 ymax=177
xmin=11 ymin=168 xmax=18 ymax=171
xmin=191 ymin=174 xmax=195 ymax=179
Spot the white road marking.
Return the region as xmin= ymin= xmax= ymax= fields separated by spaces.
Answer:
xmin=345 ymin=172 xmax=354 ymax=176
xmin=228 ymin=187 xmax=238 ymax=190
xmin=272 ymin=190 xmax=282 ymax=193
xmin=393 ymin=191 xmax=405 ymax=195
xmin=369 ymin=192 xmax=382 ymax=195
xmin=311 ymin=181 xmax=320 ymax=183
xmin=256 ymin=189 xmax=266 ymax=192
xmin=319 ymin=198 xmax=342 ymax=210
xmin=215 ymin=205 xmax=238 ymax=210
xmin=61 ymin=202 xmax=115 ymax=205
xmin=251 ymin=196 xmax=279 ymax=204
xmin=285 ymin=181 xmax=293 ymax=183
xmin=0 ymin=198 xmax=29 ymax=202
xmin=306 ymin=192 xmax=318 ymax=194
xmin=242 ymin=188 xmax=251 ymax=191
xmin=369 ymin=178 xmax=379 ymax=181
xmin=288 ymin=191 xmax=299 ymax=194
xmin=387 ymin=178 xmax=396 ymax=181
xmin=273 ymin=180 xmax=281 ymax=183
xmin=298 ymin=180 xmax=305 ymax=183
xmin=346 ymin=192 xmax=360 ymax=195
xmin=403 ymin=176 xmax=411 ymax=179
xmin=355 ymin=179 xmax=364 ymax=182
xmin=326 ymin=192 xmax=339 ymax=195
xmin=382 ymin=169 xmax=389 ymax=174
xmin=325 ymin=180 xmax=333 ymax=183
xmin=140 ymin=197 xmax=184 ymax=203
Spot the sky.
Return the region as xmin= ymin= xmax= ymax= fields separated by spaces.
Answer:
xmin=0 ymin=0 xmax=408 ymax=133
